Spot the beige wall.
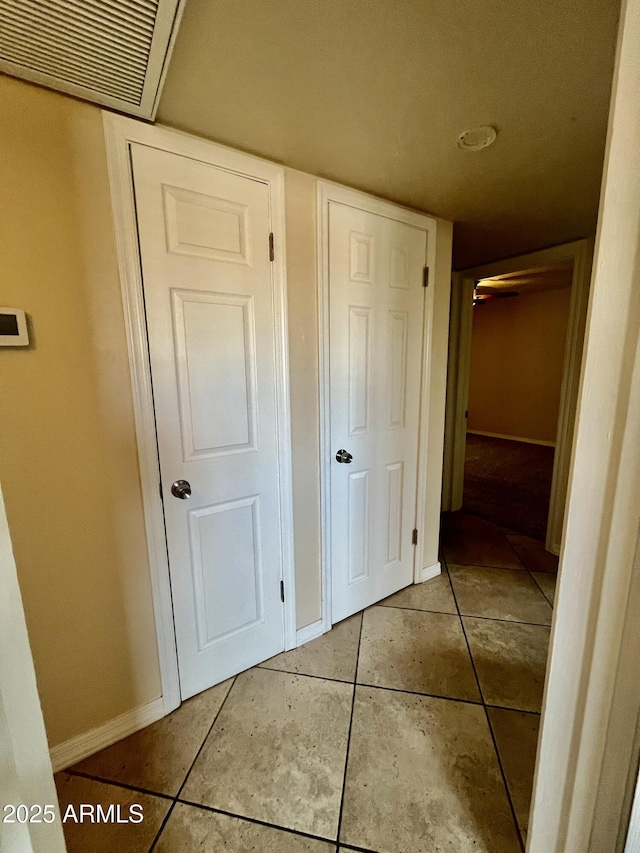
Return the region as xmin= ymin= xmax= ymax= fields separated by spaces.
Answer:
xmin=467 ymin=284 xmax=572 ymax=443
xmin=0 ymin=76 xmax=161 ymax=748
xmin=283 ymin=168 xmax=322 ymax=628
xmin=0 ymin=78 xmax=328 ymax=751
xmin=0 ymin=75 xmax=450 ymax=751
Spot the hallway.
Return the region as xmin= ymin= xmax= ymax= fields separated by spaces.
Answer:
xmin=55 ymin=512 xmax=557 ymax=853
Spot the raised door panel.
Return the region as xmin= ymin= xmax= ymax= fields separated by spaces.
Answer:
xmin=350 ymin=230 xmax=375 ymax=283
xmin=163 ymin=185 xmax=251 ymax=264
xmin=384 ymin=462 xmax=404 ymax=567
xmin=348 ymin=469 xmax=370 ymax=584
xmin=390 ymin=243 xmax=410 ymax=290
xmin=349 ymin=306 xmax=373 ymax=436
xmin=188 ymin=496 xmax=264 ymax=650
xmin=386 ymin=310 xmax=408 ymax=430
xmin=172 ymin=290 xmax=258 ymax=460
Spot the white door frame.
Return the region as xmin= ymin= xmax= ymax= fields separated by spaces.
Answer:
xmin=317 ymin=180 xmax=448 ymax=633
xmin=529 ymin=0 xmax=640 ymax=846
xmin=0 ymin=480 xmax=67 ymax=853
xmin=103 ymin=113 xmax=297 ymax=715
xmin=442 ymin=238 xmax=593 ymax=554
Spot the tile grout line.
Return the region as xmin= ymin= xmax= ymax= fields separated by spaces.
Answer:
xmin=174 ymin=797 xmax=384 ymax=851
xmin=62 ymin=769 xmax=175 ymax=802
xmin=444 ymin=553 xmax=557 ymax=576
xmin=378 ymin=601 xmax=552 ymax=628
xmin=503 ymin=534 xmax=529 ymax=569
xmin=63 ymin=690 xmax=540 ymax=849
xmin=176 ymin=675 xmax=238 ymax=800
xmin=65 ymin=764 xmax=368 ymax=850
xmin=174 ymin=797 xmax=345 ymax=847
xmin=443 ymin=547 xmax=527 ymax=853
xmin=446 ymin=558 xmax=528 ymax=571
xmin=147 ymin=800 xmax=177 ymax=853
xmin=503 ymin=533 xmax=558 ymax=607
xmin=334 ymin=608 xmax=365 ymax=848
xmin=258 ymin=663 xmax=354 ymax=683
xmin=510 ymin=541 xmax=557 ymax=610
xmin=257 ymin=660 xmax=542 ymax=713
xmin=148 ymin=675 xmax=239 ymax=852
xmin=64 ymin=533 xmax=551 ymax=853
xmin=63 ymin=575 xmax=546 ymax=848
xmin=528 ymin=569 xmax=555 ymax=608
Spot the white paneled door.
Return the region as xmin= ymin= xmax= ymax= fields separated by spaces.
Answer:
xmin=131 ymin=143 xmax=287 ymax=700
xmin=329 ymin=202 xmax=427 ymax=622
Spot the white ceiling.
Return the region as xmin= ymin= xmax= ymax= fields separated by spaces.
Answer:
xmin=157 ymin=0 xmax=620 ymax=267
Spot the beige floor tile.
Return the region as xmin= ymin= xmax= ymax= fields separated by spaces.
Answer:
xmin=532 ymin=571 xmax=557 ymax=605
xmin=379 ymin=569 xmax=457 ymax=614
xmin=181 ymin=668 xmax=352 ymax=839
xmin=449 ymin=564 xmax=553 ymax=625
xmin=55 ymin=772 xmax=170 ymax=853
xmin=260 ymin=613 xmax=362 ymax=681
xmin=442 ymin=512 xmax=524 ymax=569
xmin=506 ymin=534 xmax=559 ymax=573
xmin=488 ymin=708 xmax=540 ymax=841
xmin=357 ymin=606 xmax=480 ymax=701
xmin=155 ymin=802 xmax=335 ymax=852
xmin=463 ymin=617 xmax=550 ymax=711
xmin=71 ymin=679 xmax=234 ymax=796
xmin=340 ymin=687 xmax=521 ymax=853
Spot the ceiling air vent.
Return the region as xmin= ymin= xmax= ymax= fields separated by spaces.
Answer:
xmin=0 ymin=0 xmax=185 ymax=119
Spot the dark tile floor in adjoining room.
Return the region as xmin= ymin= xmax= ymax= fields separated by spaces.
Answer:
xmin=55 ymin=512 xmax=558 ymax=853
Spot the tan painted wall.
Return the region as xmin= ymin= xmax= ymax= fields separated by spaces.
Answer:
xmin=467 ymin=284 xmax=572 ymax=443
xmin=0 ymin=78 xmax=328 ymax=751
xmin=283 ymin=168 xmax=322 ymax=628
xmin=0 ymin=76 xmax=161 ymax=748
xmin=0 ymin=76 xmax=450 ymax=751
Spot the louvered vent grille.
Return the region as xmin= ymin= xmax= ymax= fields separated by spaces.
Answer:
xmin=0 ymin=0 xmax=183 ymax=117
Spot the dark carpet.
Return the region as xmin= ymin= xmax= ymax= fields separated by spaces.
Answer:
xmin=463 ymin=433 xmax=555 ymax=542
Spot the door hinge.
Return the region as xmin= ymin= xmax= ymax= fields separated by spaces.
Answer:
xmin=269 ymin=232 xmax=275 ymax=262
xmin=280 ymin=580 xmax=285 ymax=602
xmin=412 ymin=528 xmax=418 ymax=545
xmin=465 ymin=410 xmax=469 ymax=418
xmin=423 ymin=266 xmax=430 ymax=287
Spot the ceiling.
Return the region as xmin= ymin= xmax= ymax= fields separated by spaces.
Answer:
xmin=157 ymin=0 xmax=620 ymax=268
xmin=479 ymin=262 xmax=574 ymax=295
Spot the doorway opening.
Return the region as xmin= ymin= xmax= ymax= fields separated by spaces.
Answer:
xmin=465 ymin=261 xmax=574 ymax=543
xmin=439 ymin=240 xmax=595 ymax=843
xmin=443 ymin=239 xmax=593 ymax=554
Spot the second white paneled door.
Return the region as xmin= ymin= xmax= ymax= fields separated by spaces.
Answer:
xmin=131 ymin=143 xmax=288 ymax=700
xmin=329 ymin=201 xmax=428 ymax=622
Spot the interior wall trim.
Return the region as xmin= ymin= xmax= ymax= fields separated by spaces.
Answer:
xmin=50 ymin=697 xmax=165 ymax=773
xmin=444 ymin=237 xmax=594 ymax=556
xmin=467 ymin=429 xmax=556 ymax=447
xmin=102 ymin=112 xmax=297 ymax=722
xmin=418 ymin=561 xmax=442 ymax=584
xmin=296 ymin=619 xmax=325 ymax=648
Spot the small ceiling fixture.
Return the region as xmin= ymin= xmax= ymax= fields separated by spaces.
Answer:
xmin=457 ymin=125 xmax=497 ymax=151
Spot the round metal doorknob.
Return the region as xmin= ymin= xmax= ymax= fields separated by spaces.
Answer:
xmin=335 ymin=449 xmax=353 ymax=464
xmin=171 ymin=479 xmax=192 ymax=499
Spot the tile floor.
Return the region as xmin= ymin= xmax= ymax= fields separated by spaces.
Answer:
xmin=56 ymin=511 xmax=558 ymax=852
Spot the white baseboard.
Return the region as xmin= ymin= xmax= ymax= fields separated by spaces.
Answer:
xmin=467 ymin=429 xmax=556 ymax=447
xmin=50 ymin=696 xmax=166 ymax=773
xmin=296 ymin=619 xmax=325 ymax=647
xmin=418 ymin=561 xmax=442 ymax=583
